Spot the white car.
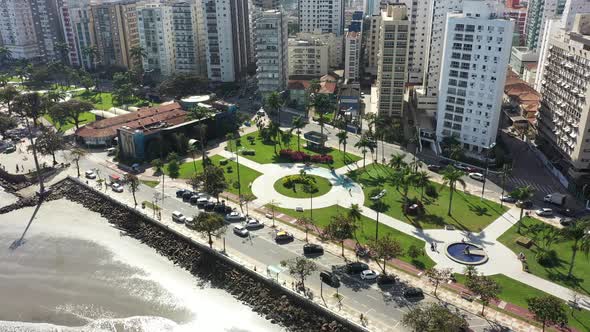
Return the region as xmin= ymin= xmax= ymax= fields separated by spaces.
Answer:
xmin=468 ymin=173 xmax=485 ymax=181
xmin=225 ymin=211 xmax=245 ymax=221
xmin=233 ymin=225 xmax=249 ymax=237
xmin=360 ymin=269 xmax=379 ymax=280
xmin=85 ymin=170 xmax=96 ymax=179
xmin=500 ymin=195 xmax=517 ymax=203
xmin=245 ymin=218 xmax=264 ymax=229
xmin=111 ymin=183 xmax=124 ymax=193
xmin=256 ymin=109 xmax=266 ymax=117
xmin=535 ymin=208 xmax=553 ymax=217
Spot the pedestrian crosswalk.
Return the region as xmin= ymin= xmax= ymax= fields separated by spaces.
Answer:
xmin=506 ymin=176 xmax=558 ymax=195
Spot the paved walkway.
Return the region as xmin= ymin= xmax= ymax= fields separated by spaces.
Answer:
xmin=215 ymin=151 xmax=590 ymax=306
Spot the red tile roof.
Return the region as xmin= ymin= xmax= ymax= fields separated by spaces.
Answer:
xmin=504 ymin=73 xmax=540 ymax=117
xmin=287 ymin=80 xmax=337 ymax=94
xmin=75 ymin=102 xmax=187 ymax=139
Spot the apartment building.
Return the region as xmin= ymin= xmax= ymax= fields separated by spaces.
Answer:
xmin=30 ymin=0 xmax=65 ymax=62
xmin=254 ymin=9 xmax=288 ymax=94
xmin=525 ymin=0 xmax=566 ymax=50
xmin=91 ymin=1 xmax=139 ymax=69
xmin=537 ymin=14 xmax=590 ymax=181
xmin=171 ymin=2 xmax=202 ymax=75
xmin=505 ymin=0 xmax=528 ymax=45
xmin=435 ymin=0 xmax=514 ymax=152
xmin=0 ymin=0 xmax=39 ymax=59
xmin=375 ymin=4 xmax=410 ymax=118
xmin=363 ymin=0 xmax=381 ymax=16
xmin=345 ymin=31 xmax=361 ymax=81
xmin=253 ymin=0 xmax=280 ymax=9
xmin=202 ymin=0 xmax=252 ymax=82
xmin=59 ymin=0 xmax=94 ymax=68
xmin=288 ymin=38 xmax=329 ymax=77
xmin=295 ymin=32 xmax=343 ymax=68
xmin=298 ymin=0 xmax=345 ymax=36
xmin=405 ymin=0 xmax=432 ymax=84
xmin=137 ymin=3 xmax=175 ymax=77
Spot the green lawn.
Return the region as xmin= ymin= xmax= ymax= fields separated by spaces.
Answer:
xmin=44 ymin=111 xmax=95 ymax=132
xmin=274 ymin=175 xmax=332 ymax=198
xmin=140 ymin=180 xmax=160 ymax=188
xmin=164 ymin=155 xmax=262 ymax=198
xmin=73 ymin=90 xmax=155 ymax=110
xmin=454 ymin=273 xmax=590 ymax=331
xmin=348 ymin=164 xmax=507 ymax=232
xmin=498 ymin=217 xmax=590 ymax=296
xmin=233 ymin=130 xmax=361 ymax=169
xmin=274 ymin=205 xmax=435 ymax=269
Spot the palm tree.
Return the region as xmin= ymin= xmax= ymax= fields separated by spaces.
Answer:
xmin=388 ymin=152 xmax=407 ymax=170
xmin=354 ymin=135 xmax=371 ymax=168
xmin=511 ymin=185 xmax=535 ymax=234
xmin=336 ymin=130 xmax=348 ymax=162
xmin=268 ymin=121 xmax=281 ymax=154
xmin=266 ymin=91 xmax=283 ymax=125
xmin=296 ymin=217 xmax=314 ymax=242
xmin=561 ymin=219 xmax=590 ymax=278
xmin=291 ymin=116 xmax=305 ymax=151
xmin=414 ymin=171 xmax=431 ymax=201
xmin=0 ymin=86 xmax=20 ymax=116
xmin=363 ymin=113 xmax=377 ymax=136
xmin=375 ymin=114 xmax=390 ymax=163
xmin=312 ymin=94 xmax=334 ymax=146
xmin=348 ymin=203 xmax=362 ymax=223
xmin=130 ymin=45 xmax=147 ymax=69
xmin=54 ymin=41 xmax=70 ymax=64
xmin=441 ymin=166 xmax=466 ymax=216
xmin=187 ymin=144 xmax=199 ymax=178
xmin=0 ymin=47 xmax=12 ymax=65
xmin=82 ymin=45 xmax=99 ymax=69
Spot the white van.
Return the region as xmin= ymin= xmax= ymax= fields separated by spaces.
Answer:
xmin=106 ymin=147 xmax=116 ymax=156
xmin=172 ymin=211 xmax=186 ymax=223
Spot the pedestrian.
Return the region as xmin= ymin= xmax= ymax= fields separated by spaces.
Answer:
xmin=15 ymin=165 xmax=18 ymax=173
xmin=348 ymin=188 xmax=352 ymax=195
xmin=430 ymin=242 xmax=435 ymax=251
xmin=360 ymin=313 xmax=364 ymax=322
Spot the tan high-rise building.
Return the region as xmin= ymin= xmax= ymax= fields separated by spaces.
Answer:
xmin=91 ymin=1 xmax=139 ymax=69
xmin=376 ymin=4 xmax=410 ymax=118
xmin=537 ymin=13 xmax=590 ymax=181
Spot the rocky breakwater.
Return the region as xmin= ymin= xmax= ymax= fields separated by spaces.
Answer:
xmin=32 ymin=178 xmax=362 ymax=332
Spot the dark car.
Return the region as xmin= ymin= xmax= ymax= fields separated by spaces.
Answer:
xmin=204 ymin=201 xmax=216 ymax=211
xmin=303 ymin=243 xmax=324 ymax=255
xmin=214 ymin=203 xmax=232 ymax=214
xmin=182 ymin=191 xmax=194 ymax=202
xmin=558 ymin=208 xmax=576 ymax=217
xmin=345 ymin=262 xmax=369 ymax=274
xmin=275 ymin=231 xmax=294 ymax=243
xmin=516 ymin=200 xmax=533 ymax=209
xmin=560 ymin=217 xmax=576 ymax=226
xmin=377 ymin=274 xmax=397 ymax=286
xmin=320 ymin=271 xmax=340 ymax=287
xmin=176 ymin=189 xmax=188 ymax=198
xmin=439 ymin=159 xmax=452 ymax=166
xmin=427 ymin=164 xmax=442 ymax=172
xmin=403 ymin=287 xmax=424 ymax=299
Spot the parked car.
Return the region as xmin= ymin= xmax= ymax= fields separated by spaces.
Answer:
xmin=182 ymin=191 xmax=194 ymax=202
xmin=204 ymin=200 xmax=216 ymax=211
xmin=500 ymin=195 xmax=517 ymax=203
xmin=214 ymin=203 xmax=233 ymax=214
xmin=233 ymin=225 xmax=249 ymax=237
xmin=172 ymin=211 xmax=186 ymax=223
xmin=196 ymin=196 xmax=210 ymax=206
xmin=303 ymin=243 xmax=324 ymax=255
xmin=85 ymin=170 xmax=97 ymax=179
xmin=439 ymin=159 xmax=452 ymax=166
xmin=3 ymin=145 xmax=16 ymax=154
xmin=535 ymin=208 xmax=553 ymax=217
xmin=427 ymin=164 xmax=442 ymax=172
xmin=516 ymin=200 xmax=533 ymax=209
xmin=111 ymin=183 xmax=124 ymax=193
xmin=377 ymin=274 xmax=397 ymax=286
xmin=275 ymin=231 xmax=294 ymax=243
xmin=403 ymin=287 xmax=424 ymax=299
xmin=225 ymin=211 xmax=245 ymax=221
xmin=360 ymin=269 xmax=379 ymax=280
xmin=176 ymin=189 xmax=188 ymax=198
xmin=345 ymin=262 xmax=369 ymax=274
xmin=558 ymin=208 xmax=576 ymax=217
xmin=320 ymin=271 xmax=340 ymax=287
xmin=468 ymin=172 xmax=485 ymax=181
xmin=184 ymin=217 xmax=194 ymax=225
xmin=245 ymin=218 xmax=264 ymax=229
xmin=560 ymin=217 xmax=575 ymax=226
xmin=454 ymin=163 xmax=469 ymax=171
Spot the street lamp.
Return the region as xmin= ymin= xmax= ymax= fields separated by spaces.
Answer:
xmin=481 ymin=142 xmax=496 ymax=200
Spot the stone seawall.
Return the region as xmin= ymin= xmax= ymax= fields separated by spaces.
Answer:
xmin=3 ymin=178 xmax=364 ymax=332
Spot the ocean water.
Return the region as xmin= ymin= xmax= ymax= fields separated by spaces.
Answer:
xmin=0 ymin=199 xmax=282 ymax=332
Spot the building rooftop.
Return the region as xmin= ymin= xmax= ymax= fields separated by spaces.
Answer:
xmin=75 ymin=102 xmax=187 ymax=139
xmin=287 ymin=80 xmax=337 ymax=94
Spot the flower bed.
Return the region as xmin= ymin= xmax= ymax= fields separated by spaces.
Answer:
xmin=279 ymin=149 xmax=333 ymax=164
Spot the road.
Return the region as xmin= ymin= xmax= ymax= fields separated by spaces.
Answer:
xmin=71 ymin=153 xmax=499 ymax=332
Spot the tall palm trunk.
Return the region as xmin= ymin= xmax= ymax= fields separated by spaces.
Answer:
xmin=517 ymin=208 xmax=524 ymax=234
xmin=362 ymin=152 xmax=366 ymax=168
xmin=448 ymin=184 xmax=454 ymax=216
xmin=568 ymin=239 xmax=579 ymax=277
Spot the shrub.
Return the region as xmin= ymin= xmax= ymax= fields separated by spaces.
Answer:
xmin=425 ymin=184 xmax=438 ymax=198
xmin=219 ymin=159 xmax=229 ymax=165
xmin=279 ymin=149 xmax=333 ymax=164
xmin=226 ymin=166 xmax=233 ymax=173
xmin=536 ymin=249 xmax=559 ymax=267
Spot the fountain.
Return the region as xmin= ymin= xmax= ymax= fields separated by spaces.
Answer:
xmin=445 ymin=242 xmax=488 ymax=265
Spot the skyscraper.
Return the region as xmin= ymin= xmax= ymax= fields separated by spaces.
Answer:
xmin=524 ymin=0 xmax=567 ymax=50
xmin=202 ymin=0 xmax=252 ymax=82
xmin=59 ymin=0 xmax=94 ymax=68
xmin=30 ymin=0 xmax=65 ymax=62
xmin=136 ymin=3 xmax=175 ymax=77
xmin=0 ymin=0 xmax=40 ymax=59
xmin=435 ymin=0 xmax=514 ymax=153
xmin=298 ymin=0 xmax=345 ymax=36
xmin=254 ymin=9 xmax=288 ymax=94
xmin=376 ymin=4 xmax=410 ymax=118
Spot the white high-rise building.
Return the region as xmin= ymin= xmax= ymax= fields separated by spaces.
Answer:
xmin=30 ymin=0 xmax=64 ymax=62
xmin=171 ymin=2 xmax=205 ymax=75
xmin=288 ymin=38 xmax=329 ymax=77
xmin=406 ymin=0 xmax=432 ymax=84
xmin=254 ymin=9 xmax=288 ymax=94
xmin=202 ymin=0 xmax=252 ymax=82
xmin=298 ymin=0 xmax=345 ymax=36
xmin=345 ymin=31 xmax=362 ymax=81
xmin=137 ymin=3 xmax=175 ymax=77
xmin=295 ymin=32 xmax=343 ymax=68
xmin=536 ymin=13 xmax=590 ymax=181
xmin=525 ymin=0 xmax=567 ymax=51
xmin=376 ymin=4 xmax=410 ymax=118
xmin=435 ymin=0 xmax=514 ymax=152
xmin=0 ymin=0 xmax=39 ymax=59
xmin=363 ymin=0 xmax=381 ymax=16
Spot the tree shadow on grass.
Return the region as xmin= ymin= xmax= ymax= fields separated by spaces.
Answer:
xmin=411 ymin=259 xmax=426 ymax=270
xmin=546 ymin=271 xmax=589 ymax=295
xmin=468 ymin=205 xmax=492 ymax=217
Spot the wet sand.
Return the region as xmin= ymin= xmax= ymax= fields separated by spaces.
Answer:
xmin=0 ymin=199 xmax=282 ymax=332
